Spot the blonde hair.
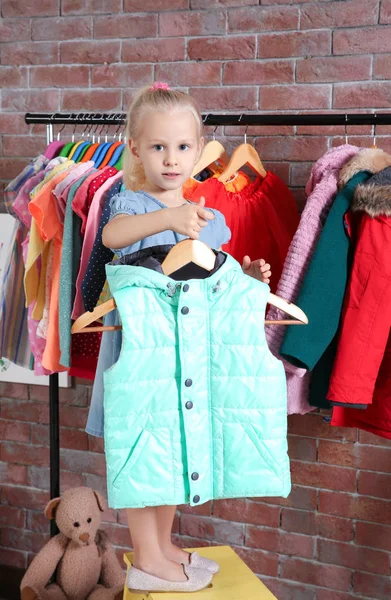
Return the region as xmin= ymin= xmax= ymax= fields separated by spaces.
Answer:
xmin=122 ymin=85 xmax=204 ymax=190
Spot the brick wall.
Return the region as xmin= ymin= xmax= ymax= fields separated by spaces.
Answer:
xmin=1 ymin=1 xmax=391 ymax=598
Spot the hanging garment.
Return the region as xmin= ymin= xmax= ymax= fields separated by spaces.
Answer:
xmin=328 ymin=164 xmax=391 ymax=415
xmin=187 ymin=172 xmax=299 ymax=294
xmin=85 ymin=189 xmax=231 ymax=439
xmin=104 ymin=248 xmax=290 ymax=509
xmin=264 ymin=145 xmax=360 ymax=414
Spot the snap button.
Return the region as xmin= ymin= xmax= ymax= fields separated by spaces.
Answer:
xmin=191 ymin=472 xmax=199 ymax=481
xmin=176 ymin=283 xmax=182 ymax=290
xmin=185 ymin=401 xmax=193 ymax=410
xmin=193 ymin=495 xmax=200 ymax=503
xmin=183 ymin=284 xmax=189 ymax=292
xmin=185 ymin=379 xmax=193 ymax=387
xmin=181 ymin=306 xmax=189 ymax=315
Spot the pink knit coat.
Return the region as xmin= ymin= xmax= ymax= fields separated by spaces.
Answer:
xmin=266 ymin=144 xmax=359 ymax=415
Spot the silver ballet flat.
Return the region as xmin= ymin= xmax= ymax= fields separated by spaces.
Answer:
xmin=187 ymin=551 xmax=220 ymax=574
xmin=126 ymin=564 xmax=213 ymax=593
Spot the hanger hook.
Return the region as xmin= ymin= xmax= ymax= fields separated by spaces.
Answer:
xmin=202 ymin=114 xmax=210 ymax=125
xmin=56 ymin=123 xmax=65 ymax=142
xmin=344 ymin=114 xmax=348 ymax=145
xmin=212 ymin=125 xmax=218 ymax=141
xmin=244 ymin=125 xmax=249 ymax=145
xmin=373 ymin=112 xmax=377 ymax=147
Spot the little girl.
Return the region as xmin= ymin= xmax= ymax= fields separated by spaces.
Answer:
xmin=102 ymin=82 xmax=271 ymax=592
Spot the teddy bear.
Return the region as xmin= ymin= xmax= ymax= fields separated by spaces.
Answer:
xmin=20 ymin=487 xmax=125 ymax=600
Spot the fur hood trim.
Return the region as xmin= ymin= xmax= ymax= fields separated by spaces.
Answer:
xmin=338 ymin=148 xmax=391 ymax=189
xmin=352 ymin=166 xmax=391 ymax=217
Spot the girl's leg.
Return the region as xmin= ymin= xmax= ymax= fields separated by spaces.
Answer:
xmin=156 ymin=505 xmax=191 ymax=565
xmin=126 ymin=507 xmax=187 ymax=581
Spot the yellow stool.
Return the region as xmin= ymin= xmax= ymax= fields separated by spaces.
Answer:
xmin=122 ymin=545 xmax=277 ymax=599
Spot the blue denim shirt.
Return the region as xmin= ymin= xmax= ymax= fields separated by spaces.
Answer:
xmin=86 ymin=189 xmax=231 ymax=437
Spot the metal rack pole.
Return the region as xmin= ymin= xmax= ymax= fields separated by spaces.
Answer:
xmin=29 ymin=110 xmax=391 ymax=539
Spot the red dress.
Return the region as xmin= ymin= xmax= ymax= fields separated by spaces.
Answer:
xmin=187 ymin=172 xmax=299 ymax=293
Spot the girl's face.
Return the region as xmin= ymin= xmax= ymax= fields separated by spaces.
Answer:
xmin=130 ymin=109 xmax=203 ymax=192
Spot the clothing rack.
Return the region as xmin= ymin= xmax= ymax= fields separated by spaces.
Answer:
xmin=24 ymin=110 xmax=391 ymax=538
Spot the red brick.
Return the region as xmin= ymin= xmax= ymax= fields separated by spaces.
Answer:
xmin=32 ymin=16 xmax=91 ymax=41
xmin=6 ymin=463 xmax=28 ymax=485
xmin=2 ymin=0 xmax=59 ymax=16
xmin=318 ymin=538 xmax=389 ymax=575
xmin=260 ymin=85 xmax=331 ymax=111
xmin=0 ymin=114 xmax=28 ymax=136
xmin=31 ymin=424 xmax=49 ymax=447
xmin=2 ymin=90 xmax=60 ymax=113
xmin=291 ymin=163 xmax=313 ymax=188
xmin=2 ymin=527 xmax=48 ymax=553
xmin=92 ymin=64 xmax=153 ymax=88
xmin=288 ymin=436 xmax=317 ymax=462
xmin=0 ymin=547 xmax=26 ymax=569
xmin=122 ymin=38 xmax=185 ymax=63
xmin=264 ymin=578 xmax=316 ymax=600
xmin=190 ymin=86 xmax=257 ymax=111
xmin=101 ymin=522 xmax=131 ymax=548
xmin=0 ymin=158 xmax=30 ymax=179
xmin=297 ymin=56 xmax=371 ymax=83
xmin=358 ymin=471 xmax=391 ymax=499
xmin=316 ymin=514 xmax=354 ymax=542
xmin=1 ymin=442 xmax=49 ymax=467
xmin=235 ymin=546 xmax=278 ymax=577
xmin=280 ymin=557 xmax=351 ymax=591
xmin=172 ymin=534 xmax=210 ymax=549
xmin=88 ymin=435 xmax=104 ymax=454
xmin=260 ymin=485 xmax=317 ymax=511
xmin=58 ymin=406 xmax=89 ymax=428
xmin=246 ymin=525 xmax=314 ymax=558
xmin=179 ymin=501 xmax=212 ymax=516
xmin=255 ymin=136 xmax=328 ymax=162
xmin=355 ymin=522 xmax=391 ymax=552
xmin=291 ymin=461 xmax=356 ymax=492
xmin=1 ymin=485 xmax=49 ymax=511
xmin=223 ymin=60 xmax=294 ymax=85
xmin=27 ymin=464 xmax=84 ymax=490
xmin=160 ymin=10 xmax=225 ymax=37
xmin=60 ymin=40 xmax=120 ymax=64
xmin=30 ymin=65 xmax=90 ymax=88
xmin=156 ymin=62 xmax=221 ymax=86
xmin=302 ymin=0 xmax=378 ymax=29
xmin=30 ymin=384 xmax=88 ymax=407
xmin=0 ymin=505 xmax=25 ymax=529
xmin=354 ymin=572 xmax=391 ymax=599
xmin=317 ymin=593 xmax=359 ymax=600
xmin=0 ymin=419 xmax=31 ymax=443
xmin=26 ymin=510 xmax=48 ymax=533
xmin=319 ymin=490 xmax=391 ymax=524
xmin=192 ymin=0 xmax=256 ymax=6
xmin=1 ymin=400 xmax=49 ymax=424
xmin=288 ymin=414 xmax=357 ymax=442
xmin=180 ymin=514 xmax=244 ymax=545
xmin=381 ymin=0 xmax=391 ymax=23
xmin=213 ymin=499 xmax=280 ymax=527
xmin=60 ymin=448 xmax=106 ymax=476
xmin=62 ymin=89 xmax=122 ymax=111
xmin=189 ymin=36 xmax=255 ymax=61
xmin=334 ymin=82 xmax=391 ymax=109
xmin=94 ymin=14 xmax=157 ymax=38
xmin=281 ymin=508 xmax=316 ymax=535
xmin=1 ymin=41 xmax=59 ymax=65
xmin=62 ymin=0 xmax=121 ymax=14
xmin=258 ymin=31 xmax=330 ymax=59
xmin=3 ymin=136 xmax=46 ymax=158
xmin=0 ymin=18 xmax=31 ymax=42
xmin=60 ymin=428 xmax=89 ymax=451
xmin=125 ymin=0 xmax=188 ymax=9
xmin=0 ymin=383 xmax=28 ymax=401
xmin=318 ymin=440 xmax=391 ymax=473
xmin=374 ymin=55 xmax=391 ymax=80
xmin=334 ymin=27 xmax=391 ymax=55
xmin=228 ymin=6 xmax=298 ymax=32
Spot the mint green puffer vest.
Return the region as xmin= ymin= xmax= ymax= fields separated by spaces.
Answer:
xmin=104 ymin=252 xmax=290 ymax=509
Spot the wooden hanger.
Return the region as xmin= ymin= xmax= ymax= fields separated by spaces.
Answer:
xmin=191 ymin=140 xmax=229 ymax=178
xmin=218 ymin=131 xmax=267 ymax=183
xmin=71 ymin=241 xmax=308 ymax=334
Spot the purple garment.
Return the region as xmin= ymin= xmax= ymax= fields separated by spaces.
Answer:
xmin=265 ymin=144 xmax=359 ymax=415
xmin=44 ymin=141 xmax=64 ymax=160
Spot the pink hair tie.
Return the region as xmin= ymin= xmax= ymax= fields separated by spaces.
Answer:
xmin=151 ymin=81 xmax=170 ymax=91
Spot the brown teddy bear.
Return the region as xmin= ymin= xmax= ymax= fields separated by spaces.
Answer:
xmin=20 ymin=487 xmax=124 ymax=600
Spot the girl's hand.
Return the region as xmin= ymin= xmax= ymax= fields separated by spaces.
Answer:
xmin=167 ymin=196 xmax=214 ymax=239
xmin=242 ymin=256 xmax=272 ymax=284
